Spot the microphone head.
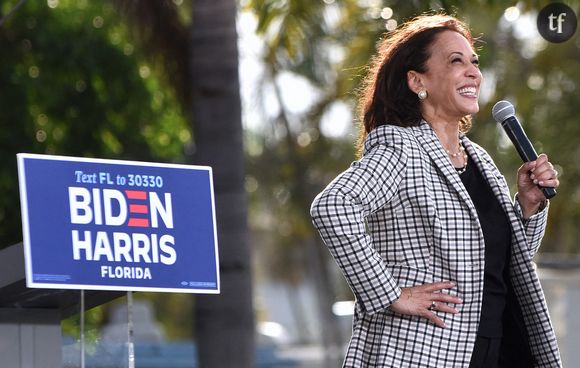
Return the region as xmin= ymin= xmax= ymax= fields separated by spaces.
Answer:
xmin=492 ymin=100 xmax=515 ymax=123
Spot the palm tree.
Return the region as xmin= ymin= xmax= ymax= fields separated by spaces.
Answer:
xmin=117 ymin=0 xmax=254 ymax=366
xmin=190 ymin=0 xmax=255 ymax=366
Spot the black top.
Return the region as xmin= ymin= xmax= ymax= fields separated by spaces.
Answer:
xmin=459 ymin=154 xmax=512 ymax=338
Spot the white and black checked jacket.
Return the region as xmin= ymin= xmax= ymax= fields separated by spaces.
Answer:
xmin=310 ymin=122 xmax=562 ymax=367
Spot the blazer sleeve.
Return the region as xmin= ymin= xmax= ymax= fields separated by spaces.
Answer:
xmin=310 ymin=143 xmax=407 ymax=314
xmin=514 ymin=196 xmax=549 ymax=257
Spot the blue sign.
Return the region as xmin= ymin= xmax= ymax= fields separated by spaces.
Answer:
xmin=17 ymin=154 xmax=220 ymax=293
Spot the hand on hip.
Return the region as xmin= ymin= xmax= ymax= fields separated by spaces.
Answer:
xmin=389 ymin=281 xmax=462 ymax=328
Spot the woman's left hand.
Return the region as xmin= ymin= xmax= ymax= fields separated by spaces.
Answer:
xmin=517 ymin=153 xmax=559 ymax=219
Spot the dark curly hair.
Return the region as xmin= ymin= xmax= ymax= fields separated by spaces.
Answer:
xmin=356 ymin=14 xmax=476 ymax=156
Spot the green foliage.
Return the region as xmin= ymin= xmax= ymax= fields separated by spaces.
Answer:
xmin=61 ymin=292 xmax=194 ymax=345
xmin=0 ymin=0 xmax=189 ymax=246
xmin=62 ymin=301 xmax=105 ymax=345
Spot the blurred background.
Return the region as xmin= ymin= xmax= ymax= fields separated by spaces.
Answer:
xmin=1 ymin=0 xmax=579 ymax=367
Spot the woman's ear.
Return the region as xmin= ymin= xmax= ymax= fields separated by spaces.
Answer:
xmin=407 ymin=70 xmax=423 ymax=94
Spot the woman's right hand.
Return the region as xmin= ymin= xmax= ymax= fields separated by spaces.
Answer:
xmin=389 ymin=281 xmax=462 ymax=328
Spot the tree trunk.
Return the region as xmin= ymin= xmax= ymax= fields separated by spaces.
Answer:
xmin=190 ymin=1 xmax=254 ymax=367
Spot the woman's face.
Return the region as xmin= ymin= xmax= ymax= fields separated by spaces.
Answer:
xmin=415 ymin=30 xmax=482 ymax=123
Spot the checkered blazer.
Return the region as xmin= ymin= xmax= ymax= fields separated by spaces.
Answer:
xmin=310 ymin=122 xmax=562 ymax=367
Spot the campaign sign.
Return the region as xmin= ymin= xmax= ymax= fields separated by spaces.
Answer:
xmin=17 ymin=153 xmax=219 ymax=293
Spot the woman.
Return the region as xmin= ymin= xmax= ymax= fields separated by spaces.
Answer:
xmin=310 ymin=14 xmax=562 ymax=367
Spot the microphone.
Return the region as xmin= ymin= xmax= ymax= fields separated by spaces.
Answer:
xmin=492 ymin=100 xmax=556 ymax=199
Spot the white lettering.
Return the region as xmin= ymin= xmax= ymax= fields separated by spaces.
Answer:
xmin=93 ymin=232 xmax=114 ymax=261
xmin=113 ymin=232 xmax=132 ymax=262
xmin=69 ymin=187 xmax=92 ymax=224
xmin=72 ymin=230 xmax=93 ymax=260
xmin=132 ymin=233 xmax=152 ymax=263
xmin=150 ymin=192 xmax=173 ymax=229
xmin=92 ymin=188 xmax=102 ymax=225
xmin=150 ymin=234 xmax=159 ymax=263
xmin=159 ymin=234 xmax=176 ymax=265
xmin=549 ymin=12 xmax=567 ymax=33
xmin=72 ymin=231 xmax=176 ymax=266
xmin=100 ymin=265 xmax=152 ymax=279
xmin=557 ymin=13 xmax=567 ymax=33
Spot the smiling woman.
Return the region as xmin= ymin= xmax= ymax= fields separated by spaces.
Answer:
xmin=310 ymin=13 xmax=562 ymax=368
xmin=407 ymin=29 xmax=481 ymax=172
xmin=356 ymin=14 xmax=477 ymax=155
xmin=408 ymin=31 xmax=481 ymax=123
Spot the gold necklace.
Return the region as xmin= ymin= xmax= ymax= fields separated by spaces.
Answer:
xmin=446 ymin=142 xmax=468 ymax=174
xmin=446 ymin=142 xmax=464 ymax=158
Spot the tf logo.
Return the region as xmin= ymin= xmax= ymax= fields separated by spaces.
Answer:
xmin=537 ymin=3 xmax=578 ymax=43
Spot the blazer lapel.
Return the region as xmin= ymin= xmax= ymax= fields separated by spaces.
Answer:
xmin=412 ymin=122 xmax=479 ymax=221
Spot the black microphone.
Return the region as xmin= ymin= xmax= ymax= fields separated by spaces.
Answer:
xmin=492 ymin=100 xmax=556 ymax=199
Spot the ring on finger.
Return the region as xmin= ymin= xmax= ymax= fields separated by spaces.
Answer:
xmin=428 ymin=301 xmax=437 ymax=311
